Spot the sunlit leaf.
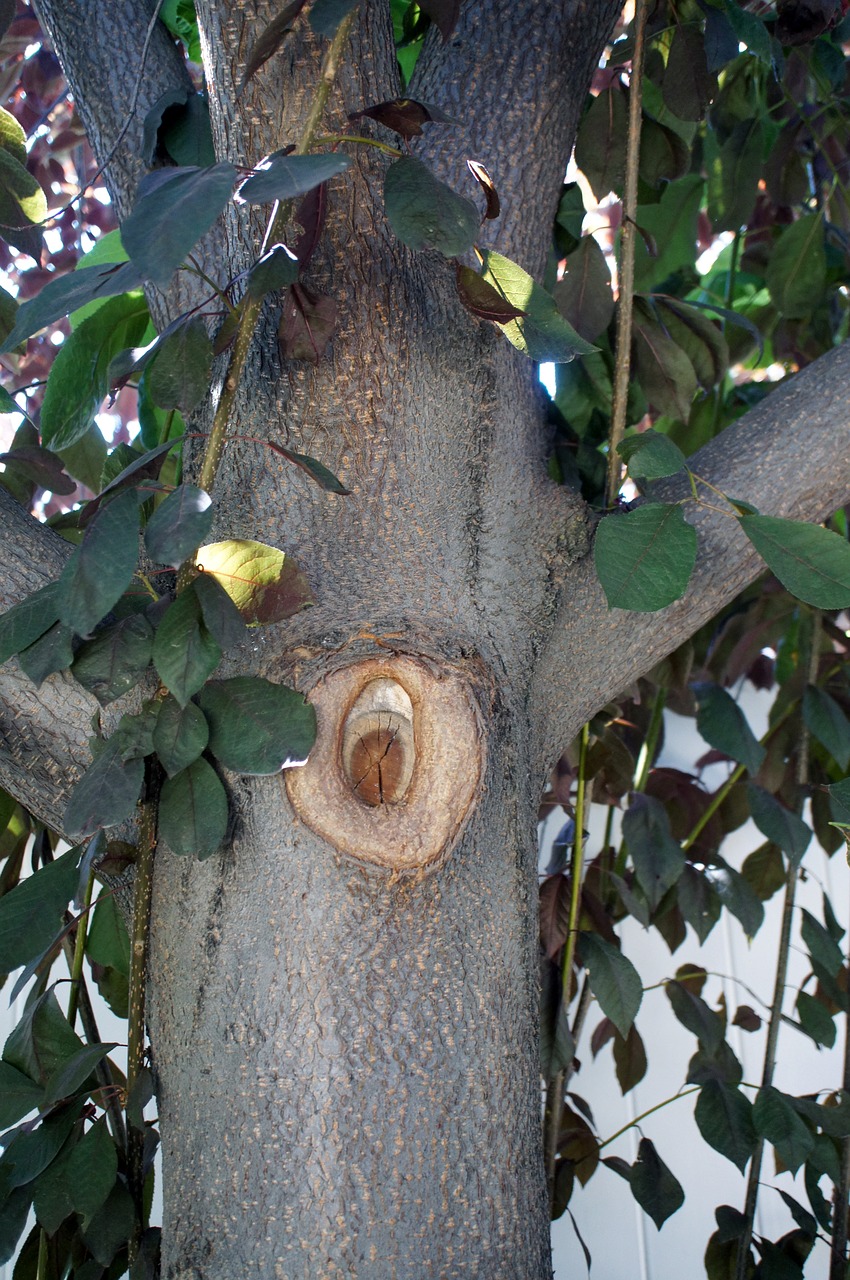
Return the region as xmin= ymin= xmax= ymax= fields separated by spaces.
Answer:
xmin=191 ymin=572 xmax=248 ymax=651
xmin=594 ymin=504 xmax=697 ymax=612
xmin=159 ymin=758 xmax=228 ymax=859
xmin=196 ymin=538 xmax=314 ymax=624
xmin=0 ymin=148 xmax=46 ymax=262
xmin=738 ymin=515 xmax=850 ymax=608
xmin=480 ymin=250 xmax=596 ymax=363
xmin=456 ymin=264 xmax=527 ymax=323
xmin=197 ymin=676 xmax=316 ymax=773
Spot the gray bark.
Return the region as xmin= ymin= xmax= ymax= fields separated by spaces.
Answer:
xmin=2 ymin=2 xmax=850 ymax=1277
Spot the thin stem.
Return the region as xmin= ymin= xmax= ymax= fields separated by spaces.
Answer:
xmin=127 ymin=791 xmax=159 ymax=1268
xmin=735 ymin=610 xmax=820 ymax=1280
xmin=606 ymin=0 xmax=649 ymax=509
xmin=830 ymin=873 xmax=850 ymax=1279
xmin=633 ymin=687 xmax=666 ymax=793
xmin=561 ymin=976 xmax=593 ymax=1094
xmin=184 ymin=256 xmax=237 ymax=311
xmin=66 ymin=870 xmax=95 ymax=1029
xmin=314 ymin=132 xmax=402 ymax=156
xmin=598 ymin=1087 xmax=700 ymax=1152
xmin=60 ymin=926 xmax=126 ymax=1153
xmin=36 ymin=1229 xmax=48 ymax=1280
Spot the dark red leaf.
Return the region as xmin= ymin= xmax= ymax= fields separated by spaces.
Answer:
xmin=539 ymin=874 xmax=571 ymax=958
xmin=418 ymin=0 xmax=462 ymax=40
xmin=0 ymin=446 xmax=75 ymax=495
xmin=293 ymin=182 xmax=327 ymax=267
xmin=732 ymin=1005 xmax=762 ymax=1032
xmin=466 ymin=159 xmax=500 ymax=220
xmin=240 ymin=2 xmax=308 ymax=91
xmin=455 ymin=263 xmax=526 ymax=323
xmin=348 ymin=98 xmax=455 ymax=141
xmin=278 ymin=283 xmax=337 ymax=361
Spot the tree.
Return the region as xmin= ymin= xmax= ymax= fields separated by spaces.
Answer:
xmin=2 ymin=0 xmax=850 ymax=1276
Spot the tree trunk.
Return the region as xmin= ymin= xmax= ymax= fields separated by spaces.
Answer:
xmin=3 ymin=2 xmax=850 ymax=1276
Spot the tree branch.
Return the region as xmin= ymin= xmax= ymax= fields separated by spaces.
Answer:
xmin=531 ymin=340 xmax=850 ymax=775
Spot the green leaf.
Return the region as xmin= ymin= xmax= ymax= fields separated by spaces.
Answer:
xmin=747 ymin=785 xmax=811 ymax=865
xmin=66 ymin=1118 xmax=117 ymax=1218
xmin=81 ymin=434 xmax=184 ymax=523
xmin=57 ymin=488 xmax=141 ymax=637
xmin=383 ymin=155 xmax=478 ymax=258
xmin=144 ymin=483 xmax=213 ymax=567
xmin=631 ymin=301 xmax=698 ymax=421
xmin=677 ymin=865 xmax=721 ymax=943
xmin=652 ymin=297 xmax=729 ymax=389
xmin=665 ymin=980 xmax=724 ymax=1053
xmin=196 ymin=539 xmax=314 ymax=624
xmin=0 ymin=847 xmax=79 ymax=974
xmin=723 ymin=0 xmax=773 ymax=63
xmin=64 ymin=737 xmax=145 ymax=837
xmin=191 ymin=572 xmax=249 ymax=651
xmin=16 ymin=621 xmax=74 ymax=687
xmin=148 ymin=89 xmax=216 ymax=168
xmin=309 ymin=0 xmax=359 ymax=38
xmin=240 ymin=151 xmax=351 ymax=204
xmin=146 ymin=317 xmax=214 ymax=415
xmin=153 ymin=696 xmax=210 ymax=777
xmin=33 ymin=1130 xmax=81 ymax=1234
xmin=695 ymin=684 xmax=765 ymax=775
xmin=574 ymin=84 xmax=628 ymax=200
xmin=86 ymin=892 xmax=130 ymax=975
xmin=0 ymin=1062 xmax=44 ymax=1129
xmin=804 ymin=686 xmax=850 ymax=770
xmin=197 ymin=676 xmax=316 ymax=774
xmin=121 ymin=163 xmax=237 ymax=289
xmin=630 ymin=1138 xmax=685 ymax=1229
xmin=152 ymin=586 xmax=222 ymax=706
xmin=766 ymin=214 xmax=827 ymax=319
xmin=617 ymin=429 xmax=687 ymax=481
xmin=0 ymin=260 xmax=143 ymax=353
xmin=796 ymin=991 xmax=836 ymax=1048
xmin=621 ymin=795 xmax=685 ymax=911
xmin=0 ymin=148 xmax=46 ymax=262
xmin=268 ymin=443 xmax=351 ymax=494
xmin=113 ymin=705 xmax=158 ymax=761
xmin=594 ymin=503 xmax=697 ymax=612
xmin=480 ymin=250 xmax=596 ymax=362
xmin=0 ymin=1106 xmax=78 ymax=1190
xmin=82 ymin=1179 xmax=135 ymax=1267
xmin=246 ymin=243 xmax=300 ymax=299
xmin=42 ymin=1041 xmax=119 ymax=1106
xmin=800 ymin=909 xmax=844 ymax=979
xmin=705 ymin=859 xmax=764 ymax=939
xmin=3 ymin=990 xmax=85 ymax=1085
xmin=752 ymin=1087 xmax=814 ymax=1175
xmin=706 ymin=117 xmax=765 ymax=233
xmin=662 ymin=24 xmax=713 ymax=121
xmin=71 ymin=614 xmax=155 ymax=705
xmin=552 ymin=235 xmax=614 ymax=343
xmin=0 ymin=1185 xmax=31 ymax=1266
xmin=741 ymin=842 xmax=786 ymax=902
xmin=40 ymin=292 xmax=150 ymax=450
xmin=695 ymin=1080 xmax=756 ymax=1172
xmin=738 ymin=515 xmax=850 ymax=608
xmin=159 ymin=758 xmax=229 ymax=859
xmin=612 ymin=1023 xmax=647 ymax=1094
xmin=0 ymin=104 xmax=26 ymax=167
xmin=578 ymin=933 xmax=642 ymax=1039
xmin=633 ymin=174 xmax=704 ymax=293
xmin=0 ymin=583 xmax=61 ymax=666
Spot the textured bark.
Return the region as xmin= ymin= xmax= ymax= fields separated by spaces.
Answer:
xmin=1 ymin=2 xmax=850 ymax=1277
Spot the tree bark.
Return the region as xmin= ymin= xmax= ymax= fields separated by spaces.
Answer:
xmin=2 ymin=2 xmax=850 ymax=1277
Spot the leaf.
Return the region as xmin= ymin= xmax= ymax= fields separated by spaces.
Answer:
xmin=455 ymin=264 xmax=527 ymax=323
xmin=146 ymin=317 xmax=213 ymax=415
xmin=197 ymin=676 xmax=317 ymax=774
xmin=16 ymin=622 xmax=74 ymax=687
xmin=0 ymin=1185 xmax=31 ymax=1266
xmin=266 ymin=442 xmax=350 ymax=493
xmin=152 ymin=586 xmax=222 ymax=707
xmin=42 ymin=1042 xmax=119 ymax=1106
xmin=57 ymin=488 xmax=141 ymax=637
xmin=694 ymin=684 xmax=765 ymax=775
xmin=630 ymin=1138 xmax=685 ymax=1229
xmin=617 ymin=429 xmax=687 ymax=481
xmin=240 ymin=1 xmax=308 ymax=89
xmin=741 ymin=842 xmax=786 ymax=901
xmin=653 ymin=297 xmax=729 ymax=389
xmin=82 ymin=1179 xmax=135 ymax=1267
xmin=631 ymin=301 xmax=698 ymax=421
xmin=159 ymin=758 xmax=228 ymax=859
xmin=612 ymin=1024 xmax=647 ymax=1094
xmin=308 ymin=0 xmax=359 ymax=38
xmin=665 ymin=980 xmax=724 ymax=1053
xmin=64 ymin=737 xmax=145 ymax=837
xmin=466 ymin=159 xmax=499 ymax=220
xmin=144 ymin=483 xmax=213 ymax=568
xmin=766 ymin=213 xmax=827 ymax=319
xmin=0 ymin=260 xmax=144 ymax=353
xmin=706 ymin=117 xmax=765 ymax=233
xmin=723 ymin=0 xmax=773 ymax=64
xmin=86 ymin=892 xmax=130 ymax=975
xmin=3 ymin=990 xmax=85 ymax=1085
xmin=0 ymin=1106 xmax=79 ymax=1190
xmin=639 ymin=118 xmax=690 ymax=189
xmin=677 ymin=864 xmax=721 ymax=943
xmin=40 ymin=292 xmax=150 ymax=451
xmin=121 ymin=164 xmax=237 ymax=289
xmin=79 ymin=434 xmax=184 ymax=526
xmin=246 ymin=243 xmax=299 ymax=300
xmin=349 ymin=98 xmax=456 ymax=141
xmin=0 ymin=583 xmax=61 ymax=666
xmin=747 ymin=785 xmax=811 ymax=866
xmin=574 ymin=84 xmax=628 ymax=200
xmin=71 ymin=614 xmax=154 ymax=705
xmin=0 ymin=148 xmax=46 ymax=262
xmin=0 ymin=1062 xmax=43 ymax=1129
xmin=0 ymin=446 xmax=75 ymax=496
xmin=804 ymin=686 xmax=850 ymax=770
xmin=196 ymin=538 xmax=315 ymax=624
xmin=553 ymin=236 xmax=614 ymax=343
xmin=0 ymin=104 xmax=26 ymax=166
xmin=738 ymin=515 xmax=850 ymax=609
xmin=153 ymin=696 xmax=210 ymax=777
xmin=695 ymin=1080 xmax=757 ymax=1172
xmin=662 ymin=24 xmax=714 ymax=121
xmin=480 ymin=250 xmax=596 ymax=363
xmin=0 ymin=846 xmax=78 ymax=974
xmin=578 ymin=932 xmax=642 ymax=1039
xmin=753 ymin=1087 xmax=815 ymax=1176
xmin=705 ymin=859 xmax=765 ymax=939
xmin=800 ymin=908 xmax=844 ymax=979
xmin=594 ymin=503 xmax=697 ymax=612
xmin=633 ymin=174 xmax=705 ymax=293
xmin=621 ymin=795 xmax=685 ymax=911
xmin=142 ymin=87 xmax=214 ymax=167
xmin=66 ymin=1118 xmax=117 ymax=1219
xmin=539 ymin=874 xmax=571 ymax=957
xmin=239 ymin=152 xmax=351 ymax=204
xmin=279 ymin=283 xmax=337 ymax=360
xmin=383 ymin=156 xmax=478 ymax=257
xmin=418 ymin=0 xmax=460 ymax=38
